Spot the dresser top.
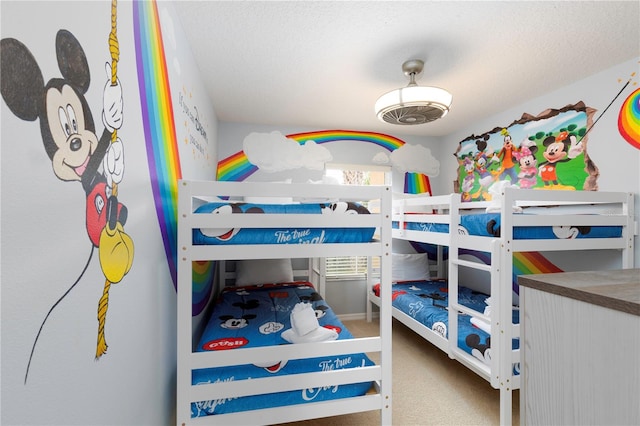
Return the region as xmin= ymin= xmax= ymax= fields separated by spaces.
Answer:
xmin=518 ymin=269 xmax=640 ymax=316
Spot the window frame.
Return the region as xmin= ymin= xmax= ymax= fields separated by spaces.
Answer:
xmin=323 ymin=163 xmax=390 ymax=281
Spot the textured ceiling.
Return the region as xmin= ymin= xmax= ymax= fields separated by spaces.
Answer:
xmin=173 ymin=1 xmax=640 ymax=138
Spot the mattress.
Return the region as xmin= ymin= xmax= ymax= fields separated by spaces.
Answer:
xmin=194 ymin=201 xmax=375 ymax=245
xmin=394 ymin=212 xmax=622 ymax=239
xmin=191 ymin=282 xmax=375 ymax=418
xmin=373 ymin=280 xmax=519 ymax=367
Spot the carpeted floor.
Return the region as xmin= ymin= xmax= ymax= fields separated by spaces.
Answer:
xmin=280 ymin=318 xmax=519 ymax=426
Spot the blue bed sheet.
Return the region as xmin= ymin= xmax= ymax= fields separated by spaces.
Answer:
xmin=191 ymin=282 xmax=374 ymax=418
xmin=394 ymin=212 xmax=621 ymax=239
xmin=194 ymin=201 xmax=375 ymax=245
xmin=374 ymin=280 xmax=519 ymax=367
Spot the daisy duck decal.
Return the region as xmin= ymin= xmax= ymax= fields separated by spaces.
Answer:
xmin=1 ymin=1 xmax=134 ymax=383
xmin=454 ymin=101 xmax=599 ymax=200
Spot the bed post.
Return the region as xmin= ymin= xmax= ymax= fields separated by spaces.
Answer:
xmin=623 ymin=192 xmax=635 ymax=268
xmin=379 ymin=185 xmax=393 ymax=425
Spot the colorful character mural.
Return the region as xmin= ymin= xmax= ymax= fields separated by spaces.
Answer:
xmin=454 ymin=102 xmax=598 ymax=200
xmin=1 ymin=0 xmax=134 ymax=383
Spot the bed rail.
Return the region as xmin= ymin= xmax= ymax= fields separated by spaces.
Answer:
xmin=177 ymin=180 xmax=393 ymax=425
xmin=383 ymin=187 xmax=635 ymax=426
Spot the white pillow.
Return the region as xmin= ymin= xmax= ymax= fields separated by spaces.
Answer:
xmin=243 ymin=179 xmax=293 ymax=204
xmin=235 ymin=258 xmax=294 ymax=286
xmin=392 ymin=253 xmax=430 ymax=282
xmin=243 ymin=196 xmax=294 ymax=204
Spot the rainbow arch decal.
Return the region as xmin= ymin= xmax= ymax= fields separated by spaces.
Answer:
xmin=618 ymin=87 xmax=640 ymax=150
xmin=218 ymin=130 xmax=405 ymax=179
xmin=217 ymin=129 xmax=432 ymax=194
xmin=133 ymin=0 xmax=182 ymax=288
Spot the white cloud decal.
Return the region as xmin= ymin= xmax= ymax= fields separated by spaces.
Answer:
xmin=389 ymin=143 xmax=440 ymax=176
xmin=243 ymin=131 xmax=333 ymax=172
xmin=372 ymin=151 xmax=390 ymax=165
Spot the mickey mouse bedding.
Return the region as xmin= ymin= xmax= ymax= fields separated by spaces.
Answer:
xmin=394 ymin=213 xmax=622 ymax=240
xmin=193 ymin=201 xmax=375 ymax=245
xmin=191 ymin=282 xmax=374 ymax=418
xmin=372 ymin=280 xmax=520 ymax=368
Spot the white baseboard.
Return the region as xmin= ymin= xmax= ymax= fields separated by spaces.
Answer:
xmin=338 ymin=312 xmax=379 ymax=321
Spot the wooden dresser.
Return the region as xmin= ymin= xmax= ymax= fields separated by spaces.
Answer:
xmin=518 ymin=269 xmax=640 ymax=426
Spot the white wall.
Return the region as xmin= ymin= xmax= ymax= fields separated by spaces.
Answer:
xmin=1 ymin=1 xmax=217 ymax=425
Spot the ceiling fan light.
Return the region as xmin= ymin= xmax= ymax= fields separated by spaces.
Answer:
xmin=375 ymin=59 xmax=453 ymax=125
xmin=375 ymin=86 xmax=452 ymax=118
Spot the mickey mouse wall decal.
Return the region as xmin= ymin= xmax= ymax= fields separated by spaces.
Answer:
xmin=1 ymin=0 xmax=134 ymax=383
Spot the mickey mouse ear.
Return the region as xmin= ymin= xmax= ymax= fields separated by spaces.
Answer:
xmin=56 ymin=30 xmax=90 ymax=94
xmin=1 ymin=38 xmax=45 ymax=121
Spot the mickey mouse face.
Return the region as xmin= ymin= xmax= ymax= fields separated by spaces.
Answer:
xmin=313 ymin=305 xmax=328 ymax=319
xmin=220 ymin=318 xmax=249 ymax=329
xmin=543 ymin=141 xmax=568 ymax=162
xmin=46 ymin=85 xmax=99 ymax=182
xmin=552 ymin=225 xmax=590 ymax=239
xmin=200 ymin=204 xmax=238 ymax=240
xmin=321 ymin=202 xmax=368 ymax=215
xmin=219 ymin=314 xmax=257 ymax=329
xmin=200 ymin=203 xmax=265 ymax=240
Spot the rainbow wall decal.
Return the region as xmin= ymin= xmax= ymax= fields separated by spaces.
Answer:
xmin=217 ymin=129 xmax=431 ymax=194
xmin=513 ymin=251 xmax=563 ymax=279
xmin=218 ymin=130 xmax=405 ymax=181
xmin=618 ymin=87 xmax=640 ymax=150
xmin=462 ymin=249 xmax=563 ymax=295
xmin=192 ymin=261 xmax=216 ymax=316
xmin=405 ymin=172 xmax=432 ymax=195
xmin=133 ymin=0 xmax=182 ymax=288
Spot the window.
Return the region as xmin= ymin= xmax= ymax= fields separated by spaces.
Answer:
xmin=324 ymin=163 xmax=390 ymax=280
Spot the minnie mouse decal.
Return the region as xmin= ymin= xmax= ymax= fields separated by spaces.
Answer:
xmin=1 ymin=27 xmax=134 ymax=382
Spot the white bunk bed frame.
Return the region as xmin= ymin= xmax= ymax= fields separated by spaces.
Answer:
xmin=177 ymin=180 xmax=393 ymax=426
xmin=368 ymin=187 xmax=635 ymax=425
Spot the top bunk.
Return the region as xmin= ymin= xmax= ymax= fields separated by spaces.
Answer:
xmin=392 ymin=187 xmax=635 ymax=255
xmin=178 ymin=179 xmax=392 ymax=260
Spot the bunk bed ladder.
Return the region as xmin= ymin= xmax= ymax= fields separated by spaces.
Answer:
xmin=449 ymin=226 xmax=514 ymax=425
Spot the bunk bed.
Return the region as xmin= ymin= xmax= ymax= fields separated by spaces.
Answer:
xmin=367 ymin=186 xmax=635 ymax=425
xmin=177 ymin=180 xmax=392 ymax=425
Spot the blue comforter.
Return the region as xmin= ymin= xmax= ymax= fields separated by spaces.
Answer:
xmin=191 ymin=282 xmax=374 ymax=418
xmin=194 ymin=201 xmax=374 ymax=245
xmin=374 ymin=280 xmax=519 ymax=367
xmin=395 ymin=212 xmax=621 ymax=239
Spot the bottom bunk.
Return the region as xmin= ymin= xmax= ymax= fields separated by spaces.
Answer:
xmin=368 ymin=280 xmax=520 ymax=380
xmin=191 ymin=280 xmax=376 ymax=418
xmin=366 ymin=247 xmax=522 ymax=425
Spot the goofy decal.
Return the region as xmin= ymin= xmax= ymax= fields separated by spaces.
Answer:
xmin=1 ymin=1 xmax=133 ymax=384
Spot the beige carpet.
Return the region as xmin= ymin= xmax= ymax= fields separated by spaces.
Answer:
xmin=280 ymin=318 xmax=519 ymax=426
